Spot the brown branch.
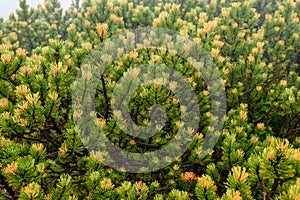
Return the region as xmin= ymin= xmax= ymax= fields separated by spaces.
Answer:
xmin=0 ymin=189 xmax=13 ymax=200
xmin=284 ymin=115 xmax=300 ymax=138
xmin=0 ymin=174 xmax=18 ymax=200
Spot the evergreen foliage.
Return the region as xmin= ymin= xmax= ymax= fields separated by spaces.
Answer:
xmin=0 ymin=0 xmax=299 ymax=199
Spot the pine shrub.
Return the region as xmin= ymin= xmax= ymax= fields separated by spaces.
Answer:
xmin=0 ymin=0 xmax=299 ymax=199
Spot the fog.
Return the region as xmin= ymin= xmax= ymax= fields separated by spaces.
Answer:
xmin=0 ymin=0 xmax=73 ymax=20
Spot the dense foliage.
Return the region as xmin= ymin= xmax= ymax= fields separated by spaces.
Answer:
xmin=0 ymin=0 xmax=299 ymax=199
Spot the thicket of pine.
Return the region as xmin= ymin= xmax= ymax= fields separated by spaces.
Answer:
xmin=0 ymin=0 xmax=299 ymax=199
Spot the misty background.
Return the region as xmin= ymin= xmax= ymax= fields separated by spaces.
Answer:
xmin=0 ymin=0 xmax=73 ymax=20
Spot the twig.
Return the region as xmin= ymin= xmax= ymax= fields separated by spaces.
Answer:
xmin=0 ymin=190 xmax=13 ymax=200
xmin=285 ymin=115 xmax=300 ymax=138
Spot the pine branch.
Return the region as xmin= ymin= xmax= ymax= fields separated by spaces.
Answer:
xmin=0 ymin=189 xmax=13 ymax=200
xmin=284 ymin=115 xmax=300 ymax=138
xmin=0 ymin=174 xmax=18 ymax=200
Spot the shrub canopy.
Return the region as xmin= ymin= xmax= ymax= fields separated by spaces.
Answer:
xmin=0 ymin=0 xmax=299 ymax=199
